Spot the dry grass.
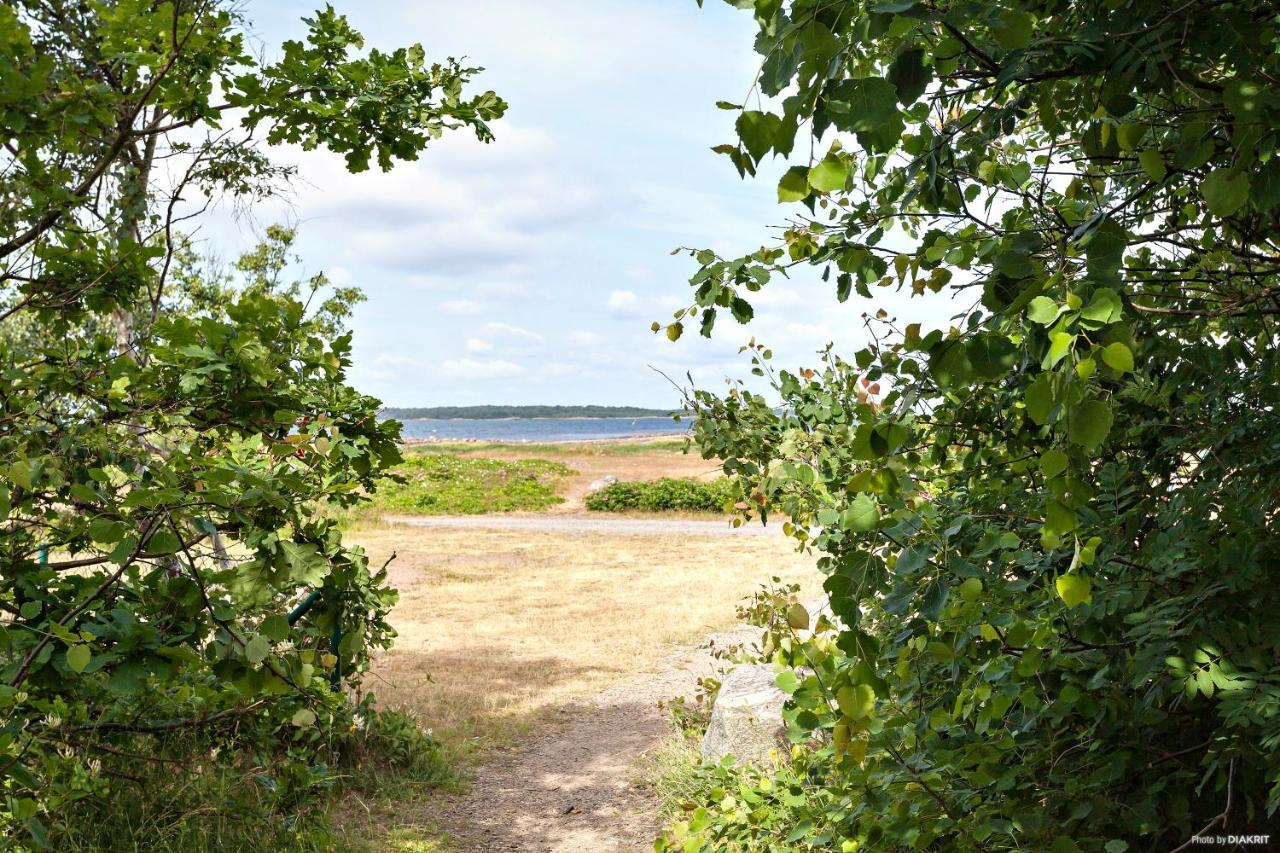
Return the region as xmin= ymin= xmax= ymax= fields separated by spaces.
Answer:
xmin=350 ymin=524 xmax=820 ymax=756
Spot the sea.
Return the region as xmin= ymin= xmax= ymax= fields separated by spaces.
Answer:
xmin=395 ymin=416 xmax=690 ymax=443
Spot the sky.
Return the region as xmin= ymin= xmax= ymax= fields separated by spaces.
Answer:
xmin=203 ymin=0 xmax=950 ymax=409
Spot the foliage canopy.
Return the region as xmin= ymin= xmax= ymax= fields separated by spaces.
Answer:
xmin=0 ymin=0 xmax=502 ymax=844
xmin=666 ymin=0 xmax=1280 ymax=848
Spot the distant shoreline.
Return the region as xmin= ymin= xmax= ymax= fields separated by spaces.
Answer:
xmin=401 ymin=432 xmax=687 ymax=446
xmin=395 ymin=416 xmax=682 ymax=423
xmin=380 ymin=405 xmax=682 ymax=421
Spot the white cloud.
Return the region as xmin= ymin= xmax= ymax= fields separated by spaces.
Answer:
xmin=281 ymin=121 xmax=601 ymax=278
xmin=465 ymin=338 xmax=493 ymax=353
xmin=566 ymin=330 xmax=605 ymax=347
xmin=482 ymin=322 xmax=545 ymax=345
xmin=783 ymin=321 xmax=836 ymax=343
xmin=441 ymin=299 xmax=488 ymax=315
xmin=439 ymin=358 xmax=525 ymax=380
xmin=607 ymin=290 xmax=640 ymax=315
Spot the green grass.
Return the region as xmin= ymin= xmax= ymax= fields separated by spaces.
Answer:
xmin=584 ymin=478 xmax=736 ymax=513
xmin=404 ymin=437 xmax=690 ymax=456
xmin=48 ymin=707 xmax=457 ymax=853
xmin=367 ymin=454 xmax=574 ymax=515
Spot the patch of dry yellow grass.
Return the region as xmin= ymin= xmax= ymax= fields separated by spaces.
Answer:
xmin=349 ymin=525 xmax=820 ymax=754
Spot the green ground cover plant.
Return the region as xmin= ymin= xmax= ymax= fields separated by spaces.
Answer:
xmin=658 ymin=0 xmax=1280 ymax=848
xmin=371 ymin=455 xmax=574 ymax=515
xmin=584 ymin=478 xmax=736 ymax=513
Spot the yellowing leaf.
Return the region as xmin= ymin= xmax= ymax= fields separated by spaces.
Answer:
xmin=836 ymin=683 xmax=876 ymax=720
xmin=809 ymin=152 xmax=850 ymax=193
xmin=291 ymin=708 xmax=317 ymax=727
xmin=777 ymin=166 xmax=810 ymax=202
xmin=786 ymin=602 xmax=810 ymax=631
xmin=66 ymin=644 xmax=91 ymax=673
xmin=1044 ymin=332 xmax=1074 ymax=368
xmin=1055 ymin=574 xmax=1093 ymax=608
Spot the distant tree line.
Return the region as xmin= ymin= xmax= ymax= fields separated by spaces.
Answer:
xmin=381 ymin=405 xmax=680 ymax=420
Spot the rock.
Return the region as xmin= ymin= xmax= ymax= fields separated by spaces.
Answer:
xmin=700 ymin=664 xmax=788 ymax=766
xmin=586 ymin=475 xmax=618 ymax=492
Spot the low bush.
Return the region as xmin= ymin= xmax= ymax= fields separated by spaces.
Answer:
xmin=584 ymin=478 xmax=736 ymax=513
xmin=369 ymin=454 xmax=574 ymax=514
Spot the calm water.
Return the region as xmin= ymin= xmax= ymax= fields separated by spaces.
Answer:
xmin=395 ymin=416 xmax=689 ymax=443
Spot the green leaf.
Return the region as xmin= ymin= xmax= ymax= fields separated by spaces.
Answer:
xmin=1101 ymin=342 xmax=1134 ymax=372
xmin=826 ymin=77 xmax=899 ymax=134
xmin=736 ymin=110 xmax=783 ymax=162
xmin=920 ymin=578 xmax=949 ymax=620
xmin=1045 ymin=502 xmax=1078 ymax=536
xmin=842 ymin=493 xmax=880 ymax=531
xmin=1202 ymin=169 xmax=1250 ymax=217
xmin=66 ymin=644 xmax=91 ymax=674
xmin=927 ymin=641 xmax=954 ymax=663
xmin=1025 ymin=375 xmax=1056 ymax=425
xmin=1068 ymin=399 xmax=1113 ymax=451
xmin=777 ymin=165 xmax=810 ymax=202
xmin=1027 ymin=296 xmax=1060 ymax=325
xmin=8 ymin=460 xmax=33 ymax=490
xmin=1138 ymin=148 xmax=1166 ymax=183
xmin=1223 ymin=79 xmax=1267 ymax=124
xmin=808 ymin=152 xmax=850 ymax=193
xmin=244 ymin=634 xmax=271 ymax=664
xmin=1044 ymin=332 xmax=1074 ymax=369
xmin=992 ymin=10 xmax=1034 ymax=50
xmin=1039 ymin=449 xmax=1068 ymax=479
xmin=291 ymin=708 xmax=317 ymax=727
xmin=887 ymin=48 xmax=931 ymax=104
xmin=836 ymin=683 xmax=876 ymax=720
xmin=261 ymin=614 xmax=291 ymax=642
xmin=1055 ymin=574 xmax=1093 ymax=608
xmin=88 ymin=517 xmax=126 ymax=544
xmin=1079 ymin=288 xmax=1123 ymax=326
xmin=146 ymin=530 xmax=182 ymax=555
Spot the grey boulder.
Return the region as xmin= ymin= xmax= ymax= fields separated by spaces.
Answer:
xmin=700 ymin=664 xmax=789 ymax=766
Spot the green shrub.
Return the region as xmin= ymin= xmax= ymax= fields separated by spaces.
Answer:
xmin=584 ymin=478 xmax=736 ymax=513
xmin=369 ymin=454 xmax=574 ymax=514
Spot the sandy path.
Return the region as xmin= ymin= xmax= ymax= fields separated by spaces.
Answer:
xmin=384 ymin=513 xmax=781 ymax=537
xmin=427 ymin=623 xmax=756 ymax=852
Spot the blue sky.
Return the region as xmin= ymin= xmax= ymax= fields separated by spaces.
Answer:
xmin=207 ymin=1 xmax=943 ymax=409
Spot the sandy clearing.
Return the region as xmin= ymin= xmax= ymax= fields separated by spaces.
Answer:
xmin=382 ymin=513 xmax=781 ymax=537
xmin=341 ymin=522 xmax=820 ymax=850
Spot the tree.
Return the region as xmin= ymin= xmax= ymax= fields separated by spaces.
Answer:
xmin=0 ymin=1 xmax=503 ymax=843
xmin=665 ymin=0 xmax=1280 ymax=848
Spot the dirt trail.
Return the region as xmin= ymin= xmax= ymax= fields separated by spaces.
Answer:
xmin=427 ymin=624 xmax=757 ymax=852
